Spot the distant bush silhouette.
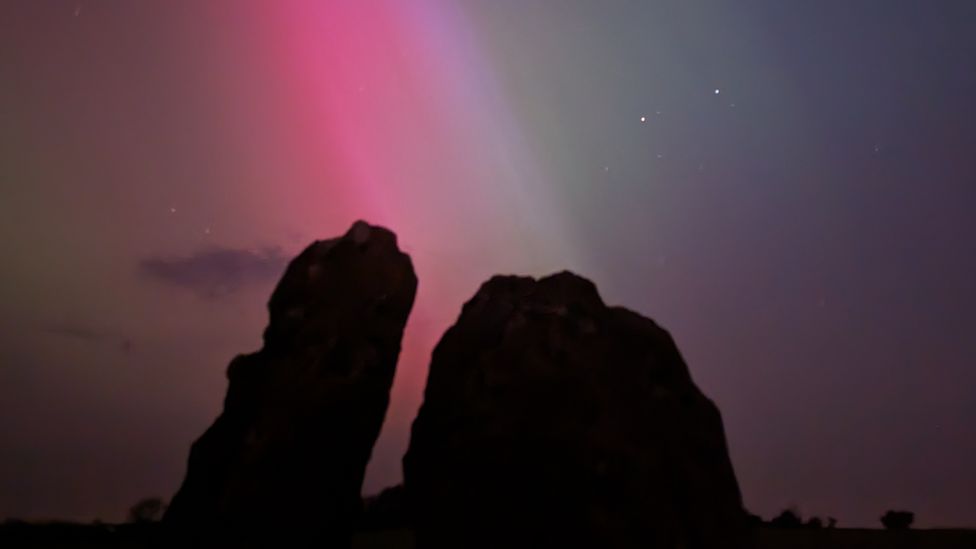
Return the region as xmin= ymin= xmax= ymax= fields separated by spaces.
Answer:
xmin=805 ymin=516 xmax=824 ymax=529
xmin=881 ymin=510 xmax=914 ymax=530
xmin=769 ymin=508 xmax=804 ymax=529
xmin=127 ymin=497 xmax=165 ymax=523
xmin=827 ymin=516 xmax=837 ymax=528
xmin=745 ymin=511 xmax=765 ymax=528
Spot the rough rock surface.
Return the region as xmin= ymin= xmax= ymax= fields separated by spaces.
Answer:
xmin=403 ymin=272 xmax=746 ymax=548
xmin=164 ymin=221 xmax=417 ymax=547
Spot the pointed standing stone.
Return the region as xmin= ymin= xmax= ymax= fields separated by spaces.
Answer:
xmin=165 ymin=221 xmax=417 ymax=547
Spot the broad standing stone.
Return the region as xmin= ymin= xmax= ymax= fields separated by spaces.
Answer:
xmin=404 ymin=272 xmax=746 ymax=548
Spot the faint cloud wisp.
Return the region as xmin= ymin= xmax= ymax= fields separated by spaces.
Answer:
xmin=42 ymin=323 xmax=133 ymax=353
xmin=139 ymin=246 xmax=289 ymax=299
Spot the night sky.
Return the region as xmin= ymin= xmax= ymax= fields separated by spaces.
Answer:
xmin=2 ymin=0 xmax=975 ymax=528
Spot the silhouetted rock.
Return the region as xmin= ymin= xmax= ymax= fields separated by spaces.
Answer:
xmin=164 ymin=221 xmax=417 ymax=548
xmin=360 ymin=484 xmax=409 ymax=531
xmin=404 ymin=272 xmax=747 ymax=548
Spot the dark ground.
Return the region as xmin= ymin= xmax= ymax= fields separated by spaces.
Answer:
xmin=754 ymin=528 xmax=976 ymax=549
xmin=2 ymin=524 xmax=975 ymax=548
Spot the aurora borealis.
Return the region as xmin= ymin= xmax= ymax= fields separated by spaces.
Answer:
xmin=2 ymin=0 xmax=975 ymax=527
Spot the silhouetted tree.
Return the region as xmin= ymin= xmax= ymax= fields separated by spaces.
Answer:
xmin=805 ymin=516 xmax=824 ymax=529
xmin=881 ymin=510 xmax=914 ymax=530
xmin=827 ymin=516 xmax=837 ymax=529
xmin=769 ymin=508 xmax=803 ymax=529
xmin=128 ymin=497 xmax=165 ymax=523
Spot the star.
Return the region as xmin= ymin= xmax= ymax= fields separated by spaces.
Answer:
xmin=714 ymin=88 xmax=721 ymax=94
xmin=169 ymin=207 xmax=176 ymax=214
xmin=640 ymin=116 xmax=646 ymax=123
